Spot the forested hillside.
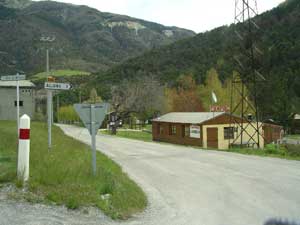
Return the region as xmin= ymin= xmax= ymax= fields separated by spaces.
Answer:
xmin=0 ymin=0 xmax=195 ymax=75
xmin=95 ymin=0 xmax=300 ymax=125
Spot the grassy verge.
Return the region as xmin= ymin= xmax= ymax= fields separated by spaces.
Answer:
xmin=224 ymin=144 xmax=300 ymax=161
xmin=0 ymin=121 xmax=147 ymax=219
xmin=286 ymin=135 xmax=300 ymax=140
xmin=101 ymin=130 xmax=152 ymax=142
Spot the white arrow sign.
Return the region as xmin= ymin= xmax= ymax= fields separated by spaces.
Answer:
xmin=44 ymin=82 xmax=71 ymax=90
xmin=1 ymin=75 xmax=26 ymax=81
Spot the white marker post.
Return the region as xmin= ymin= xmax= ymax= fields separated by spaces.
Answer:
xmin=17 ymin=114 xmax=31 ymax=182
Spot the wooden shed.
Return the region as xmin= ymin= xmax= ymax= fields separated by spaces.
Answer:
xmin=291 ymin=114 xmax=300 ymax=134
xmin=152 ymin=112 xmax=282 ymax=149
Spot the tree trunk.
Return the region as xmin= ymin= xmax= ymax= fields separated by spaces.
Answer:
xmin=111 ymin=125 xmax=117 ymax=135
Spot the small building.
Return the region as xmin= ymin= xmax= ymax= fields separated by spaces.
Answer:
xmin=262 ymin=119 xmax=284 ymax=144
xmin=152 ymin=112 xmax=282 ymax=149
xmin=0 ymin=80 xmax=36 ymax=120
xmin=291 ymin=114 xmax=300 ymax=134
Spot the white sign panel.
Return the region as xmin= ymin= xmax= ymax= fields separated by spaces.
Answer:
xmin=1 ymin=75 xmax=26 ymax=81
xmin=74 ymin=103 xmax=109 ymax=135
xmin=44 ymin=82 xmax=71 ymax=90
xmin=190 ymin=125 xmax=201 ymax=139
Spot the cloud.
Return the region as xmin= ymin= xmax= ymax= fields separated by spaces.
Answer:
xmin=33 ymin=0 xmax=284 ymax=32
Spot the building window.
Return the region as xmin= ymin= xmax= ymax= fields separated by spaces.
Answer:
xmin=185 ymin=125 xmax=190 ymax=137
xmin=157 ymin=124 xmax=164 ymax=135
xmin=14 ymin=101 xmax=23 ymax=107
xmin=224 ymin=127 xmax=234 ymax=139
xmin=169 ymin=125 xmax=177 ymax=135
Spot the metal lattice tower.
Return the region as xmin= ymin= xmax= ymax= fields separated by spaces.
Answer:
xmin=230 ymin=0 xmax=265 ymax=148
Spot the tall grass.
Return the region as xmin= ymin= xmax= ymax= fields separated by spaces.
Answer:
xmin=102 ymin=130 xmax=153 ymax=142
xmin=0 ymin=121 xmax=147 ymax=219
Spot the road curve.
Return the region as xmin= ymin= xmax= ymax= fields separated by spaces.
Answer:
xmin=1 ymin=124 xmax=300 ymax=225
xmin=59 ymin=125 xmax=300 ymax=225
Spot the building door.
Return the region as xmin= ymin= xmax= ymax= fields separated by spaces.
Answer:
xmin=207 ymin=128 xmax=218 ymax=148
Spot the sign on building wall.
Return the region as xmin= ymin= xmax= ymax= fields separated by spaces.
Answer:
xmin=190 ymin=125 xmax=201 ymax=138
xmin=210 ymin=105 xmax=230 ymax=112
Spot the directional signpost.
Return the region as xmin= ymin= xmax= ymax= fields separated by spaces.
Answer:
xmin=45 ymin=81 xmax=71 ymax=149
xmin=1 ymin=73 xmax=26 ymax=134
xmin=1 ymin=74 xmax=26 ymax=81
xmin=74 ymin=103 xmax=109 ymax=175
xmin=44 ymin=82 xmax=71 ymax=90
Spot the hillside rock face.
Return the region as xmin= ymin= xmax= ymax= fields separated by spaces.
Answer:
xmin=0 ymin=0 xmax=31 ymax=9
xmin=0 ymin=1 xmax=195 ymax=75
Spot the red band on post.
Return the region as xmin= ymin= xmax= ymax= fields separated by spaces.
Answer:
xmin=19 ymin=129 xmax=30 ymax=140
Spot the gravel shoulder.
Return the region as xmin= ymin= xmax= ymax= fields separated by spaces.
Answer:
xmin=1 ymin=124 xmax=300 ymax=225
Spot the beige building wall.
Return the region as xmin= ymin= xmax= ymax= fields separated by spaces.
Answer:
xmin=203 ymin=122 xmax=264 ymax=150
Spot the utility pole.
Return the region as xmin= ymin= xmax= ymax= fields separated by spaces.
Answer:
xmin=230 ymin=0 xmax=265 ymax=149
xmin=46 ymin=49 xmax=52 ymax=149
xmin=16 ymin=73 xmax=20 ymax=133
xmin=41 ymin=35 xmax=56 ymax=149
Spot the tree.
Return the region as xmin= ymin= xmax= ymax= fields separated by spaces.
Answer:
xmin=198 ymin=68 xmax=226 ymax=111
xmin=110 ymin=76 xmax=165 ymax=134
xmin=166 ymin=74 xmax=204 ymax=112
xmin=85 ymin=88 xmax=103 ymax=104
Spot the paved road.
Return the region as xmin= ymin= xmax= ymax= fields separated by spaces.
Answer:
xmin=1 ymin=125 xmax=300 ymax=225
xmin=60 ymin=125 xmax=300 ymax=225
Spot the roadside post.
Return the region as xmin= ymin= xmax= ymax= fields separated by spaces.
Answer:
xmin=1 ymin=74 xmax=26 ymax=134
xmin=17 ymin=114 xmax=30 ymax=182
xmin=45 ymin=81 xmax=71 ymax=149
xmin=74 ymin=103 xmax=109 ymax=175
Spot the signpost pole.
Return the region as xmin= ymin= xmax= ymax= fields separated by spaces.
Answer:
xmin=90 ymin=104 xmax=96 ymax=175
xmin=74 ymin=103 xmax=109 ymax=176
xmin=47 ymin=90 xmax=52 ymax=149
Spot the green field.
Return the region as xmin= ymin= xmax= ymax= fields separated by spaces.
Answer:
xmin=33 ymin=70 xmax=90 ymax=79
xmin=101 ymin=130 xmax=152 ymax=142
xmin=0 ymin=121 xmax=146 ymax=219
xmin=286 ymin=135 xmax=300 ymax=140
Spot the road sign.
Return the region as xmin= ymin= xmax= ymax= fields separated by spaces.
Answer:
xmin=74 ymin=103 xmax=109 ymax=135
xmin=74 ymin=103 xmax=109 ymax=175
xmin=210 ymin=105 xmax=230 ymax=112
xmin=44 ymin=82 xmax=71 ymax=90
xmin=1 ymin=75 xmax=26 ymax=81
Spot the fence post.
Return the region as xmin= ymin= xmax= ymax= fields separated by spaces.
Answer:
xmin=17 ymin=114 xmax=31 ymax=182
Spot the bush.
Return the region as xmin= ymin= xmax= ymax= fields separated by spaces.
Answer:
xmin=264 ymin=144 xmax=286 ymax=156
xmin=58 ymin=105 xmax=79 ymax=123
xmin=285 ymin=144 xmax=300 ymax=157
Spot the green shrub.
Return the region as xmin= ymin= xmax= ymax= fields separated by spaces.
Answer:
xmin=58 ymin=105 xmax=79 ymax=123
xmin=285 ymin=144 xmax=300 ymax=157
xmin=264 ymin=144 xmax=286 ymax=156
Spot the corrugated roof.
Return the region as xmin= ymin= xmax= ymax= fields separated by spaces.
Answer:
xmin=0 ymin=80 xmax=35 ymax=87
xmin=152 ymin=112 xmax=225 ymax=124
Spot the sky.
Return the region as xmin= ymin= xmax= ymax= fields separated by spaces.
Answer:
xmin=34 ymin=0 xmax=284 ymax=33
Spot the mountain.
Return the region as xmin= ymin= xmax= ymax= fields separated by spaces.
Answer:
xmin=96 ymin=0 xmax=300 ymax=124
xmin=0 ymin=0 xmax=195 ymax=75
xmin=0 ymin=0 xmax=31 ymax=9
